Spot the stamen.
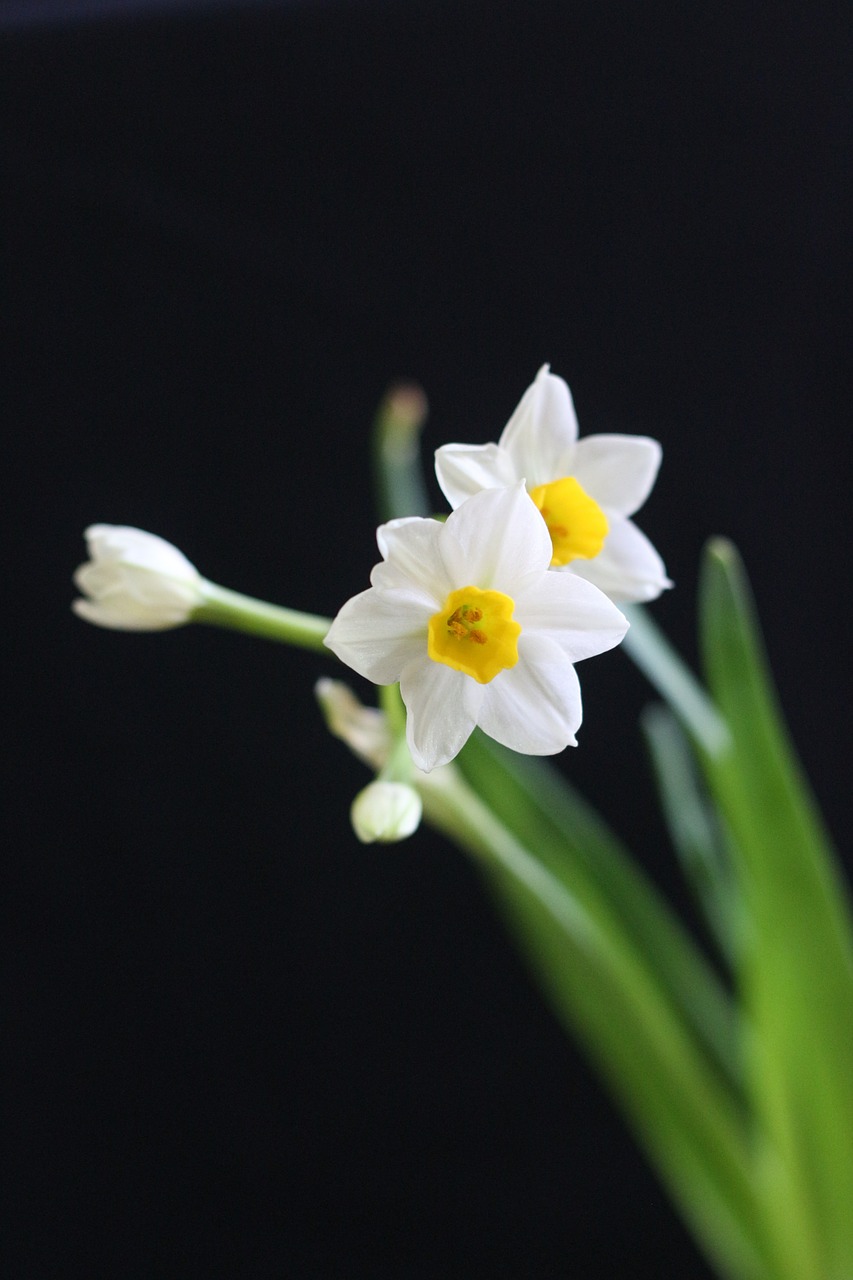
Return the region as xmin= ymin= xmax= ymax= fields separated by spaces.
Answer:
xmin=447 ymin=604 xmax=486 ymax=643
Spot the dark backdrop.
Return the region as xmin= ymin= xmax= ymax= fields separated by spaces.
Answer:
xmin=5 ymin=2 xmax=850 ymax=1276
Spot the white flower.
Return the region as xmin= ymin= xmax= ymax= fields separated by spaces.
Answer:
xmin=435 ymin=365 xmax=671 ymax=603
xmin=72 ymin=524 xmax=204 ymax=631
xmin=324 ymin=483 xmax=628 ymax=771
xmin=350 ymin=780 xmax=423 ymax=844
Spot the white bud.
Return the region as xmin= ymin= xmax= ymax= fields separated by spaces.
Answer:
xmin=72 ymin=524 xmax=204 ymax=631
xmin=350 ymin=781 xmax=422 ymax=844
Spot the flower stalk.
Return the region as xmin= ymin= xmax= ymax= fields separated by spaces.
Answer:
xmin=194 ymin=580 xmax=331 ymax=652
xmin=372 ymin=381 xmax=431 ymax=522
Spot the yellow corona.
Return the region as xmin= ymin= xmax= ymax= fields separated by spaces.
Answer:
xmin=528 ymin=476 xmax=609 ymax=566
xmin=427 ymin=586 xmax=521 ymax=683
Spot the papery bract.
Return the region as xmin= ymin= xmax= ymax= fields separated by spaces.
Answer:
xmin=324 ymin=484 xmax=628 ymax=771
xmin=435 ymin=365 xmax=671 ymax=603
xmin=315 ymin=678 xmax=391 ymax=771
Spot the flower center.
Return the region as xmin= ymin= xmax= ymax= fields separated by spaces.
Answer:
xmin=528 ymin=476 xmax=609 ymax=566
xmin=427 ymin=586 xmax=521 ymax=684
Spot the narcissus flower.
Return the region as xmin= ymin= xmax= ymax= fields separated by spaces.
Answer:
xmin=324 ymin=484 xmax=628 ymax=771
xmin=435 ymin=365 xmax=671 ymax=603
xmin=72 ymin=524 xmax=204 ymax=631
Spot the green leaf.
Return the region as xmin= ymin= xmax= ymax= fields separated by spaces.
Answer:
xmin=428 ymin=747 xmax=773 ymax=1280
xmin=459 ymin=733 xmax=742 ymax=1096
xmin=641 ymin=702 xmax=743 ymax=967
xmin=699 ymin=538 xmax=853 ymax=1280
xmin=485 ymin=867 xmax=766 ymax=1280
xmin=622 ymin=602 xmax=730 ymax=757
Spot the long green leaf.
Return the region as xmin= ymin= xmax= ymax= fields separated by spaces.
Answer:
xmin=458 ymin=732 xmax=743 ymax=1098
xmin=423 ymin=757 xmax=773 ymax=1280
xmin=486 ymin=872 xmax=765 ymax=1280
xmin=699 ymin=538 xmax=853 ymax=1280
xmin=641 ymin=703 xmax=743 ymax=967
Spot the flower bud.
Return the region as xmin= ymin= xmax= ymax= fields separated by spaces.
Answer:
xmin=350 ymin=781 xmax=422 ymax=844
xmin=72 ymin=524 xmax=204 ymax=631
xmin=314 ymin=678 xmax=390 ymax=770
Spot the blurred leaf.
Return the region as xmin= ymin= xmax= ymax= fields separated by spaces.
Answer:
xmin=431 ymin=743 xmax=773 ymax=1280
xmin=622 ymin=602 xmax=730 ymax=757
xmin=641 ymin=702 xmax=743 ymax=966
xmin=699 ymin=538 xmax=853 ymax=1280
xmin=371 ymin=383 xmax=431 ymax=522
xmin=459 ymin=733 xmax=742 ymax=1095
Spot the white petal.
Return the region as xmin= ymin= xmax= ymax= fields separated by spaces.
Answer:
xmin=324 ymin=587 xmax=428 ymax=685
xmin=514 ymin=572 xmax=628 ymax=662
xmin=498 ymin=366 xmax=579 ymax=486
xmin=73 ymin=561 xmax=123 ymax=596
xmin=375 ymin=516 xmax=447 ymax=602
xmin=369 ymin=560 xmax=442 ymax=611
xmin=477 ymin=635 xmax=582 ymax=754
xmin=440 ymin=483 xmax=552 ymax=590
xmin=74 ymin=561 xmax=200 ymax=610
xmin=71 ymin=597 xmax=188 ymax=631
xmin=375 ymin=516 xmax=422 ymax=553
xmin=569 ymin=517 xmax=672 ymax=603
xmin=572 ymin=435 xmax=662 ymax=516
xmin=434 ymin=443 xmax=520 ymax=509
xmin=400 ymin=658 xmax=483 ymax=771
xmin=84 ymin=524 xmax=198 ymax=580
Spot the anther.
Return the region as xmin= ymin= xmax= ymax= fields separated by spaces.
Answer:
xmin=447 ymin=605 xmax=488 ymax=643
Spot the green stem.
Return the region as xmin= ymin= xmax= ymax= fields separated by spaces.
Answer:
xmin=378 ymin=682 xmax=408 ymax=740
xmin=419 ymin=766 xmax=596 ymax=941
xmin=622 ymin=603 xmax=730 ymax=757
xmin=378 ymin=731 xmax=416 ymax=786
xmin=194 ymin=581 xmax=331 ymax=652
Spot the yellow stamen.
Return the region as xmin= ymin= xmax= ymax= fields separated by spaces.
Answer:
xmin=528 ymin=476 xmax=609 ymax=566
xmin=427 ymin=586 xmax=520 ymax=683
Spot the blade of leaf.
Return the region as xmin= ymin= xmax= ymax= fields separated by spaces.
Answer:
xmin=485 ymin=869 xmax=766 ymax=1280
xmin=699 ymin=538 xmax=853 ymax=1280
xmin=458 ymin=731 xmax=743 ymax=1098
xmin=622 ymin=602 xmax=730 ymax=757
xmin=423 ymin=759 xmax=773 ymax=1280
xmin=641 ymin=702 xmax=743 ymax=967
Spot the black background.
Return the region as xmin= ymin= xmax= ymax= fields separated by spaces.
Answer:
xmin=4 ymin=1 xmax=850 ymax=1275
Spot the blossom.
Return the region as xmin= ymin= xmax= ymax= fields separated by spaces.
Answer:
xmin=350 ymin=780 xmax=423 ymax=844
xmin=72 ymin=524 xmax=204 ymax=631
xmin=435 ymin=365 xmax=671 ymax=603
xmin=324 ymin=483 xmax=628 ymax=771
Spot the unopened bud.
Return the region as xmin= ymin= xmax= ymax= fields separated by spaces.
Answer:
xmin=72 ymin=524 xmax=203 ymax=631
xmin=350 ymin=780 xmax=422 ymax=844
